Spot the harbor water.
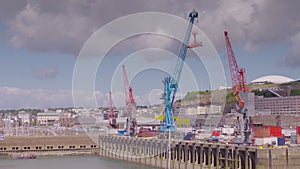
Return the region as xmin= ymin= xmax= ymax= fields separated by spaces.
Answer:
xmin=0 ymin=155 xmax=158 ymax=169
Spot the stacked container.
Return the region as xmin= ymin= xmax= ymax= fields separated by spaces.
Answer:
xmin=253 ymin=127 xmax=270 ymax=138
xmin=211 ymin=130 xmax=221 ymax=136
xmin=269 ymin=126 xmax=283 ymax=137
xmin=253 ymin=126 xmax=285 ymax=146
xmin=277 ymin=137 xmax=285 ymax=146
xmin=296 ymin=126 xmax=300 ymax=144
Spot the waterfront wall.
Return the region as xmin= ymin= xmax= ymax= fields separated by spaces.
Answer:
xmin=256 ymin=147 xmax=300 ymax=169
xmin=99 ymin=135 xmax=300 ymax=169
xmin=99 ymin=135 xmax=257 ymax=169
xmin=2 ymin=134 xmax=300 ymax=169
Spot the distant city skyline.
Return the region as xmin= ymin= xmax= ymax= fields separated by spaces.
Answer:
xmin=0 ymin=0 xmax=299 ymax=109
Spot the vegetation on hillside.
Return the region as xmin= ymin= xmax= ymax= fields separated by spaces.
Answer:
xmin=181 ymin=81 xmax=300 ymax=108
xmin=0 ymin=109 xmax=43 ymax=116
xmin=181 ymin=90 xmax=212 ymax=102
xmin=251 ymin=89 xmax=277 ymax=97
xmin=291 ymin=89 xmax=300 ymax=96
xmin=225 ymin=92 xmax=236 ymax=104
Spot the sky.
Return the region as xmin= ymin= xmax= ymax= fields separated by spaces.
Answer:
xmin=0 ymin=0 xmax=299 ymax=109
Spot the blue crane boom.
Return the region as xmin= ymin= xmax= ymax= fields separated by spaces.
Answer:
xmin=160 ymin=9 xmax=199 ymax=132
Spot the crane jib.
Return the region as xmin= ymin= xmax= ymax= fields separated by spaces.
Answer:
xmin=160 ymin=9 xmax=199 ymax=132
xmin=171 ymin=10 xmax=198 ymax=103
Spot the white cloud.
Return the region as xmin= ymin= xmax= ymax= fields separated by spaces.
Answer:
xmin=0 ymin=87 xmax=107 ymax=109
xmin=0 ymin=86 xmax=157 ymax=109
xmin=2 ymin=0 xmax=300 ymax=65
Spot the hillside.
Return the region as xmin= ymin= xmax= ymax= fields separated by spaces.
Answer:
xmin=180 ymin=81 xmax=300 ymax=113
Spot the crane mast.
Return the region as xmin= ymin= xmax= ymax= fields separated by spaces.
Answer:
xmin=160 ymin=9 xmax=201 ymax=132
xmin=122 ymin=65 xmax=137 ymax=136
xmin=108 ymin=91 xmax=117 ymax=128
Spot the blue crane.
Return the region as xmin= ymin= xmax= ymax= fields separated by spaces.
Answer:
xmin=160 ymin=9 xmax=200 ymax=132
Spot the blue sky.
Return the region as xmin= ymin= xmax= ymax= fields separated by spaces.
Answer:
xmin=0 ymin=0 xmax=299 ymax=109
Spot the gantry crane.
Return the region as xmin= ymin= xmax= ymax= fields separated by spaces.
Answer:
xmin=224 ymin=31 xmax=251 ymax=144
xmin=122 ymin=65 xmax=137 ymax=136
xmin=160 ymin=9 xmax=202 ymax=132
xmin=108 ymin=91 xmax=117 ymax=128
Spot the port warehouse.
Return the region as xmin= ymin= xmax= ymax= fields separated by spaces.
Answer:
xmin=0 ymin=134 xmax=98 ymax=152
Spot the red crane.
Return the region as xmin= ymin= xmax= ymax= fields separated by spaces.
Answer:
xmin=122 ymin=65 xmax=137 ymax=136
xmin=224 ymin=31 xmax=252 ymax=145
xmin=224 ymin=31 xmax=248 ymax=111
xmin=108 ymin=91 xmax=117 ymax=128
xmin=122 ymin=65 xmax=136 ymax=111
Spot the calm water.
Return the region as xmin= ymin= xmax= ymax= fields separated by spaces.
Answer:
xmin=0 ymin=156 xmax=158 ymax=169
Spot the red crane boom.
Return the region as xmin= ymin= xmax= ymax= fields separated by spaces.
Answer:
xmin=122 ymin=65 xmax=137 ymax=136
xmin=224 ymin=31 xmax=248 ymax=110
xmin=122 ymin=65 xmax=136 ymax=110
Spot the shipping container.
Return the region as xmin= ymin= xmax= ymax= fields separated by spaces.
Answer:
xmin=253 ymin=127 xmax=270 ymax=138
xmin=296 ymin=126 xmax=300 ymax=133
xmin=212 ymin=130 xmax=220 ymax=136
xmin=269 ymin=126 xmax=283 ymax=137
xmin=277 ymin=137 xmax=285 ymax=146
xmin=254 ymin=137 xmax=277 ymax=146
xmin=282 ymin=129 xmax=293 ymax=137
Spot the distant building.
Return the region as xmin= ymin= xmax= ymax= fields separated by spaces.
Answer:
xmin=251 ymin=75 xmax=294 ymax=84
xmin=18 ymin=111 xmax=31 ymax=125
xmin=255 ymin=95 xmax=300 ymax=115
xmin=57 ymin=112 xmax=75 ymax=127
xmin=185 ymin=105 xmax=222 ymax=115
xmin=37 ymin=111 xmax=60 ymax=125
xmin=102 ymin=110 xmax=119 ymax=120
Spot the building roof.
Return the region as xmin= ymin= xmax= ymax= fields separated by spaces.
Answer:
xmin=251 ymin=75 xmax=294 ymax=84
xmin=37 ymin=111 xmax=60 ymax=116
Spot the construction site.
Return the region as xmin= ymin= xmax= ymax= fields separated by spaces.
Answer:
xmin=101 ymin=8 xmax=299 ymax=145
xmin=95 ymin=9 xmax=300 ymax=169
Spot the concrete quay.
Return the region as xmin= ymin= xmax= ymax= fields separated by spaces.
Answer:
xmin=99 ymin=135 xmax=300 ymax=169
